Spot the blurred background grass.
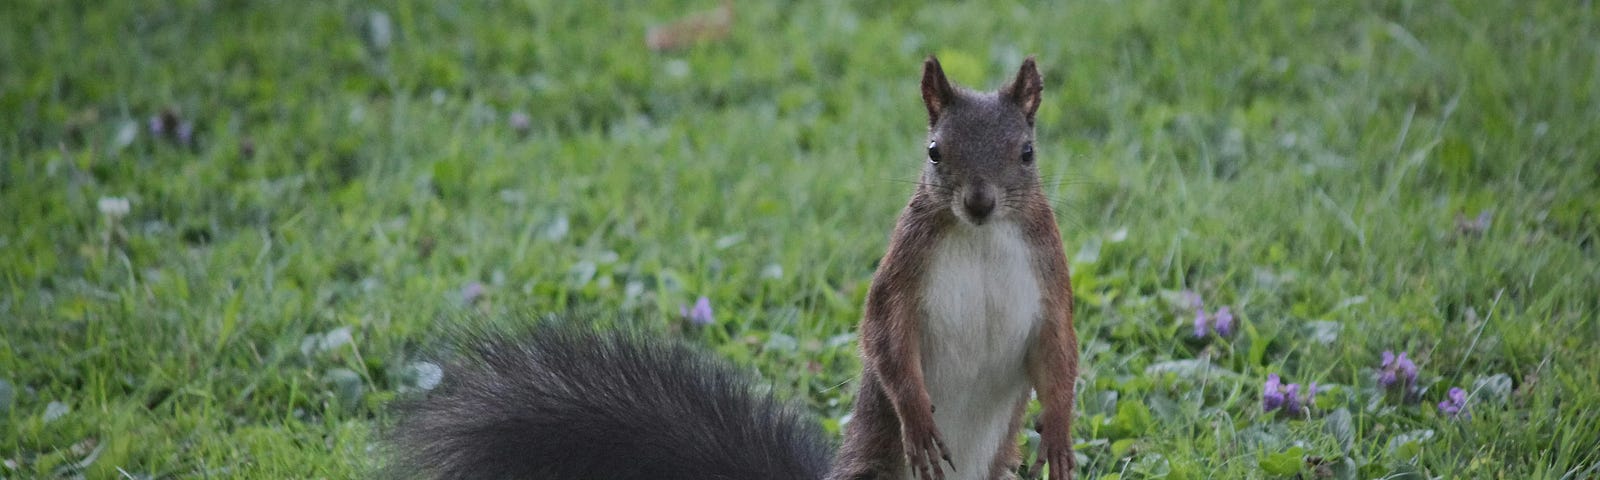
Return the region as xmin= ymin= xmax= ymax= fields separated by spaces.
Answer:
xmin=2 ymin=0 xmax=1597 ymax=477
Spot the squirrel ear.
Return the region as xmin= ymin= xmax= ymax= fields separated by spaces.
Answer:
xmin=921 ymin=55 xmax=953 ymax=126
xmin=1002 ymin=56 xmax=1043 ymax=124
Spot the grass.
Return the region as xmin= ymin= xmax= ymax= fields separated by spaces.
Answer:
xmin=3 ymin=0 xmax=1598 ymax=478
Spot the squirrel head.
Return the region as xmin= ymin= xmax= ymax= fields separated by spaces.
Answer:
xmin=919 ymin=55 xmax=1043 ymax=226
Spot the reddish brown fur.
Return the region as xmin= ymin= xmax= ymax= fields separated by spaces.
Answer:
xmin=828 ymin=56 xmax=1079 ymax=480
xmin=1022 ymin=194 xmax=1079 ymax=480
xmin=829 ymin=194 xmax=950 ymax=480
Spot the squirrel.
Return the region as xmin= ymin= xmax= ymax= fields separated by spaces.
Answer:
xmin=827 ymin=56 xmax=1078 ymax=480
xmin=383 ymin=56 xmax=1079 ymax=480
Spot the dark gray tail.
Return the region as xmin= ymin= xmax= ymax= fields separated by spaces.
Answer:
xmin=383 ymin=322 xmax=833 ymax=480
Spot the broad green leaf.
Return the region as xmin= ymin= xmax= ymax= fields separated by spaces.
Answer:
xmin=1259 ymin=446 xmax=1304 ymax=475
xmin=1324 ymin=408 xmax=1355 ymax=453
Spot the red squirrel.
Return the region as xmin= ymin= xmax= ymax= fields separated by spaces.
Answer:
xmin=828 ymin=56 xmax=1079 ymax=480
xmin=383 ymin=56 xmax=1080 ymax=480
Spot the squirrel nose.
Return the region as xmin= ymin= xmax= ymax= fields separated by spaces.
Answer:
xmin=963 ymin=188 xmax=996 ymax=221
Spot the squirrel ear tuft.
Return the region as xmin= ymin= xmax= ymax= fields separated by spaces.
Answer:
xmin=1002 ymin=56 xmax=1043 ymax=124
xmin=921 ymin=55 xmax=953 ymax=126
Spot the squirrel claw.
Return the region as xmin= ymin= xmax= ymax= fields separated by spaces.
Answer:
xmin=1030 ymin=445 xmax=1075 ymax=480
xmin=904 ymin=427 xmax=952 ymax=480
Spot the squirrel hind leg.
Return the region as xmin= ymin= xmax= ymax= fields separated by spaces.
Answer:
xmin=827 ymin=369 xmax=913 ymax=480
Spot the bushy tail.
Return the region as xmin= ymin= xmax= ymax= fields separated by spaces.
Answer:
xmin=383 ymin=322 xmax=833 ymax=480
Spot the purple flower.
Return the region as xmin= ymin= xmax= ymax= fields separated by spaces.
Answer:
xmin=1213 ymin=306 xmax=1234 ymax=337
xmin=1263 ymin=374 xmax=1285 ymax=410
xmin=1264 ymin=374 xmax=1314 ymax=417
xmin=1378 ymin=350 xmax=1419 ymax=390
xmin=1399 ymin=354 xmax=1418 ymax=383
xmin=1378 ymin=370 xmax=1398 ymax=388
xmin=509 ymin=111 xmax=531 ymax=134
xmin=1438 ymin=387 xmax=1468 ymax=418
xmin=1283 ymin=383 xmax=1303 ymax=412
xmin=176 ymin=121 xmax=195 ymax=145
xmin=459 ymin=282 xmax=486 ymax=305
xmin=1191 ymin=305 xmax=1236 ymax=338
xmin=149 ymin=109 xmax=181 ymax=142
xmin=1456 ymin=211 xmax=1492 ymax=236
xmin=680 ymin=296 xmax=714 ymax=326
xmin=1179 ymin=289 xmax=1203 ymax=311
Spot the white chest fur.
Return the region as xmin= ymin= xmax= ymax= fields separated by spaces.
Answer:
xmin=915 ymin=222 xmax=1044 ymax=480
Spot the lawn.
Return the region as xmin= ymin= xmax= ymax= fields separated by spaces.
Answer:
xmin=3 ymin=0 xmax=1598 ymax=478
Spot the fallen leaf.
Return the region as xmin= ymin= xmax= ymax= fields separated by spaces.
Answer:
xmin=646 ymin=1 xmax=734 ymax=52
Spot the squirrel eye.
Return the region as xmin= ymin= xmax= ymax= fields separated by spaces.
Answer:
xmin=1020 ymin=142 xmax=1035 ymax=164
xmin=927 ymin=141 xmax=941 ymax=164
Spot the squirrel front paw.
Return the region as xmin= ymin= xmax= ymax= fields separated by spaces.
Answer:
xmin=901 ymin=421 xmax=954 ymax=480
xmin=1031 ymin=425 xmax=1075 ymax=480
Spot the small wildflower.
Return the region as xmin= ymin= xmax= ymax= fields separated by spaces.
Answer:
xmin=1438 ymin=387 xmax=1468 ymax=418
xmin=97 ymin=196 xmax=130 ymax=218
xmin=1283 ymin=383 xmax=1303 ymax=412
xmin=1213 ymin=306 xmax=1234 ymax=337
xmin=1190 ymin=305 xmax=1236 ymax=338
xmin=1455 ymin=211 xmax=1492 ymax=237
xmin=176 ymin=121 xmax=195 ymax=145
xmin=509 ymin=111 xmax=532 ymax=135
xmin=1179 ymin=289 xmax=1203 ymax=311
xmin=1378 ymin=369 xmax=1397 ymax=388
xmin=1264 ymin=374 xmax=1313 ymax=417
xmin=150 ymin=109 xmax=180 ymax=140
xmin=680 ymin=296 xmax=714 ymax=326
xmin=1263 ymin=374 xmax=1285 ymax=411
xmin=1378 ymin=350 xmax=1419 ymax=389
xmin=459 ymin=282 xmax=486 ymax=305
xmin=1178 ymin=291 xmax=1237 ymax=339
